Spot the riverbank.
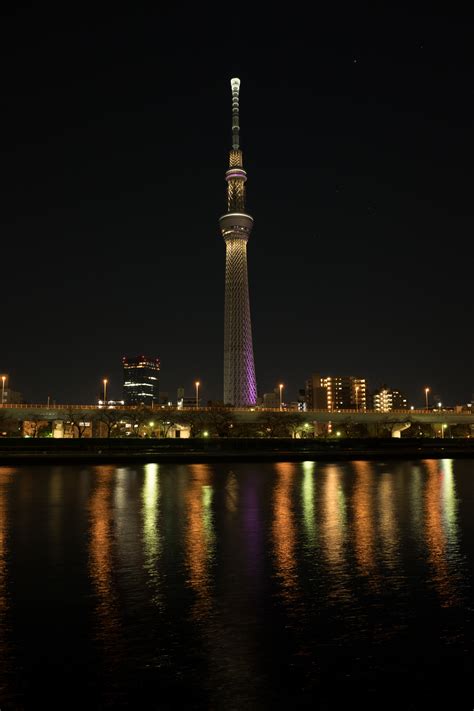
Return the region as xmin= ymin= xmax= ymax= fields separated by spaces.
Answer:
xmin=0 ymin=437 xmax=473 ymax=463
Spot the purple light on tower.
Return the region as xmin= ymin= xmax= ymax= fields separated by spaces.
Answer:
xmin=219 ymin=78 xmax=257 ymax=406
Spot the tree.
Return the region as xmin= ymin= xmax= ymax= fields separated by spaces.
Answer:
xmin=65 ymin=409 xmax=91 ymax=438
xmin=450 ymin=423 xmax=471 ymax=438
xmin=0 ymin=411 xmax=9 ymax=436
xmin=93 ymin=409 xmax=128 ymax=438
xmin=175 ymin=410 xmax=211 ymax=437
xmin=0 ymin=412 xmax=20 ymax=437
xmin=150 ymin=408 xmax=178 ymax=438
xmin=124 ymin=406 xmax=152 ymax=437
xmin=257 ymin=412 xmax=290 ymax=438
xmin=202 ymin=408 xmax=235 ymax=437
xmin=24 ymin=414 xmax=50 ymax=438
xmin=281 ymin=413 xmax=306 ymax=438
xmin=230 ymin=422 xmax=252 ymax=437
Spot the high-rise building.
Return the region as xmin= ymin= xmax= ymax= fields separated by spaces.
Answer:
xmin=122 ymin=355 xmax=160 ymax=406
xmin=306 ymin=373 xmax=367 ymax=411
xmin=372 ymin=385 xmax=408 ymax=413
xmin=219 ymin=78 xmax=257 ymax=407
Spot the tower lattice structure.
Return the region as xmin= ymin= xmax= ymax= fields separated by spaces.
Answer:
xmin=219 ymin=78 xmax=257 ymax=406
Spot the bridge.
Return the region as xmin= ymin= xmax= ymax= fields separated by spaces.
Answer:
xmin=1 ymin=403 xmax=473 ymax=431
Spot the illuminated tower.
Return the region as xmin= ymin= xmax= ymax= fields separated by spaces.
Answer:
xmin=219 ymin=78 xmax=257 ymax=406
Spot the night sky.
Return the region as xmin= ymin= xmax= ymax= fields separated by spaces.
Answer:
xmin=1 ymin=7 xmax=473 ymax=406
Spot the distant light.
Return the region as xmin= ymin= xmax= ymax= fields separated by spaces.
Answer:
xmin=149 ymin=421 xmax=154 ymax=426
xmin=203 ymin=431 xmax=209 ymax=437
xmin=410 ymin=405 xmax=414 ymax=410
xmin=438 ymin=402 xmax=442 ymax=408
xmin=336 ymin=431 xmax=341 ymax=437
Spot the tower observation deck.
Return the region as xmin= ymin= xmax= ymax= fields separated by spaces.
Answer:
xmin=219 ymin=78 xmax=257 ymax=406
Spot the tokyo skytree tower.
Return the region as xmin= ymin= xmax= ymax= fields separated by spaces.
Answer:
xmin=219 ymin=78 xmax=257 ymax=407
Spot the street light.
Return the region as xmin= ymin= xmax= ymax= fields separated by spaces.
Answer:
xmin=195 ymin=381 xmax=200 ymax=409
xmin=441 ymin=424 xmax=447 ymax=439
xmin=279 ymin=383 xmax=284 ymax=411
xmin=355 ymin=385 xmax=360 ymax=411
xmin=1 ymin=375 xmax=6 ymax=405
xmin=424 ymin=387 xmax=430 ymax=410
xmin=103 ymin=378 xmax=108 ymax=405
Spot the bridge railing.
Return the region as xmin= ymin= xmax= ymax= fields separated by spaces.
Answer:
xmin=0 ymin=404 xmax=473 ymax=417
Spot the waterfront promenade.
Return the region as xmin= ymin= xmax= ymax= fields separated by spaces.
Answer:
xmin=0 ymin=436 xmax=473 ymax=463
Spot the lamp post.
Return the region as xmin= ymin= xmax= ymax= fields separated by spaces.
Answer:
xmin=103 ymin=378 xmax=108 ymax=405
xmin=1 ymin=375 xmax=6 ymax=405
xmin=424 ymin=387 xmax=430 ymax=410
xmin=355 ymin=385 xmax=360 ymax=411
xmin=279 ymin=383 xmax=284 ymax=411
xmin=195 ymin=381 xmax=200 ymax=409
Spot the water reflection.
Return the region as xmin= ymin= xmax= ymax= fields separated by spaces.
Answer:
xmin=142 ymin=463 xmax=161 ymax=606
xmin=302 ymin=461 xmax=316 ymax=548
xmin=242 ymin=474 xmax=262 ymax=580
xmin=48 ymin=468 xmax=63 ymax=565
xmin=0 ymin=468 xmax=14 ymax=698
xmin=185 ymin=464 xmax=215 ymax=618
xmin=225 ymin=470 xmax=238 ymax=514
xmin=423 ymin=459 xmax=461 ymax=607
xmin=0 ymin=459 xmax=472 ymax=708
xmin=321 ymin=465 xmax=347 ymax=568
xmin=440 ymin=459 xmax=457 ymax=546
xmin=410 ymin=464 xmax=424 ymax=543
xmin=378 ymin=472 xmax=400 ymax=575
xmin=273 ymin=462 xmax=299 ymax=603
xmin=89 ymin=465 xmax=124 ymax=687
xmin=353 ymin=460 xmax=376 ymax=579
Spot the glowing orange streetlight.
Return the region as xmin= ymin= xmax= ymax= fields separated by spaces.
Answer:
xmin=195 ymin=381 xmax=200 ymax=408
xmin=1 ymin=375 xmax=6 ymax=405
xmin=103 ymin=378 xmax=108 ymax=404
xmin=279 ymin=383 xmax=284 ymax=411
xmin=355 ymin=384 xmax=360 ymax=411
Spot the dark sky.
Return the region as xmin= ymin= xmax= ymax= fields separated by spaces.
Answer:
xmin=1 ymin=6 xmax=473 ymax=406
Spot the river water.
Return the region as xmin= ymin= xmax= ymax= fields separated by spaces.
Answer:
xmin=0 ymin=459 xmax=472 ymax=709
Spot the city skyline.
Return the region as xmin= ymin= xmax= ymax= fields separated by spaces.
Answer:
xmin=1 ymin=8 xmax=472 ymax=405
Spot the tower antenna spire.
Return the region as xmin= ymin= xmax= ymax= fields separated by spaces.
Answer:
xmin=231 ymin=77 xmax=241 ymax=150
